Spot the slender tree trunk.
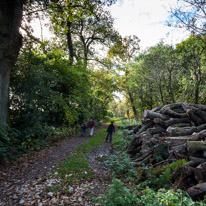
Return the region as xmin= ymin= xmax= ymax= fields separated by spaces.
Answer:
xmin=195 ymin=80 xmax=199 ymax=104
xmin=0 ymin=0 xmax=24 ymax=125
xmin=158 ymin=78 xmax=164 ymax=105
xmin=79 ymin=19 xmax=88 ymax=67
xmin=81 ymin=36 xmax=88 ymax=67
xmin=194 ymin=72 xmax=200 ymax=104
xmin=140 ymin=83 xmax=144 ymax=115
xmin=126 ymin=109 xmax=130 ymax=118
xmin=149 ymin=83 xmax=153 ymax=109
xmin=67 ymin=21 xmax=74 ymax=66
xmin=125 ymin=69 xmax=138 ymax=119
xmin=128 ymin=90 xmax=138 ymax=119
xmin=168 ymin=69 xmax=175 ymax=102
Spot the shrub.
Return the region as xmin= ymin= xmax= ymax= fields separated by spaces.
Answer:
xmin=0 ymin=123 xmax=71 ymax=162
xmin=112 ymin=130 xmax=134 ymax=151
xmin=96 ymin=181 xmax=204 ymax=206
xmin=153 ymin=143 xmax=170 ymax=162
xmin=139 ymin=187 xmax=204 ymax=206
xmin=116 ymin=118 xmax=139 ymax=127
xmin=140 ymin=159 xmax=188 ymax=190
xmin=95 ymin=178 xmax=140 ymax=205
xmin=157 ymin=159 xmax=188 ymax=188
xmin=104 ymin=151 xmax=137 ymax=178
xmin=0 ymin=125 xmax=20 ymax=162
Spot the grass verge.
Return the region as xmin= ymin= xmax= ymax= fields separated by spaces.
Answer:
xmin=54 ymin=128 xmax=108 ymax=184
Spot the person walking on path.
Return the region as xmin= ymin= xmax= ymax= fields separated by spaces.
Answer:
xmin=81 ymin=123 xmax=87 ymax=136
xmin=87 ymin=117 xmax=95 ymax=136
xmin=105 ymin=121 xmax=115 ymax=143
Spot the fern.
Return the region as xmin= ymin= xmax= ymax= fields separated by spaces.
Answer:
xmin=158 ymin=159 xmax=188 ymax=188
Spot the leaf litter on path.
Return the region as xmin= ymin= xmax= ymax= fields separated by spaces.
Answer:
xmin=0 ymin=125 xmax=113 ymax=205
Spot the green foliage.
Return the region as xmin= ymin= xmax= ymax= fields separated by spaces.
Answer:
xmin=89 ymin=68 xmax=119 ymax=121
xmin=104 ymin=151 xmax=137 ymax=178
xmin=0 ymin=125 xmax=19 ymax=162
xmin=175 ymin=35 xmax=206 ymax=104
xmin=96 ymin=179 xmax=204 ymax=206
xmin=142 ymin=159 xmax=188 ymax=189
xmin=133 ymin=43 xmax=180 ymax=108
xmin=112 ymin=130 xmax=133 ymax=151
xmin=158 ymin=159 xmax=188 ymax=187
xmin=11 ymin=48 xmax=91 ymax=129
xmin=117 ymin=35 xmax=206 ymax=113
xmin=0 ymin=123 xmax=72 ymax=162
xmin=112 ymin=37 xmax=206 ymax=115
xmin=95 ymin=178 xmax=140 ymax=205
xmin=116 ymin=118 xmax=139 ymax=127
xmin=49 ymin=0 xmax=119 ymax=65
xmin=153 ymin=143 xmax=170 ymax=162
xmin=139 ymin=187 xmax=204 ymax=206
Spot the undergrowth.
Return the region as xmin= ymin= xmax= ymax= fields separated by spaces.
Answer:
xmin=95 ymin=178 xmax=205 ymax=206
xmin=104 ymin=151 xmax=137 ymax=179
xmin=0 ymin=124 xmax=73 ymax=163
xmin=114 ymin=118 xmax=139 ymax=127
xmin=112 ymin=129 xmax=133 ymax=151
xmin=137 ymin=159 xmax=188 ymax=189
xmin=95 ymin=124 xmax=206 ymax=206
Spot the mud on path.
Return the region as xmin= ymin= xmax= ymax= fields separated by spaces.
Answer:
xmin=0 ymin=124 xmax=114 ymax=205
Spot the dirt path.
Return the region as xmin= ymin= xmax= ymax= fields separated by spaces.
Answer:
xmin=0 ymin=124 xmax=113 ymax=205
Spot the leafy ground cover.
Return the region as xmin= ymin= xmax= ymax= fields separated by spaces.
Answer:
xmin=94 ymin=125 xmax=206 ymax=206
xmin=97 ymin=178 xmax=206 ymax=206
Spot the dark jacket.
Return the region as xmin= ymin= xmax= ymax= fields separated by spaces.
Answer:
xmin=82 ymin=125 xmax=87 ymax=131
xmin=107 ymin=124 xmax=115 ymax=134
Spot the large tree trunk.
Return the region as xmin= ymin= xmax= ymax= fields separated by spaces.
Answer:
xmin=166 ymin=126 xmax=197 ymax=136
xmin=0 ymin=0 xmax=25 ymax=125
xmin=187 ymin=183 xmax=206 ymax=199
xmin=144 ymin=110 xmax=168 ymax=120
xmin=165 ymin=117 xmax=191 ymax=127
xmin=187 ymin=141 xmax=206 ymax=152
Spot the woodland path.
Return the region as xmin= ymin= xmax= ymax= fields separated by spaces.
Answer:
xmin=0 ymin=124 xmax=113 ymax=205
